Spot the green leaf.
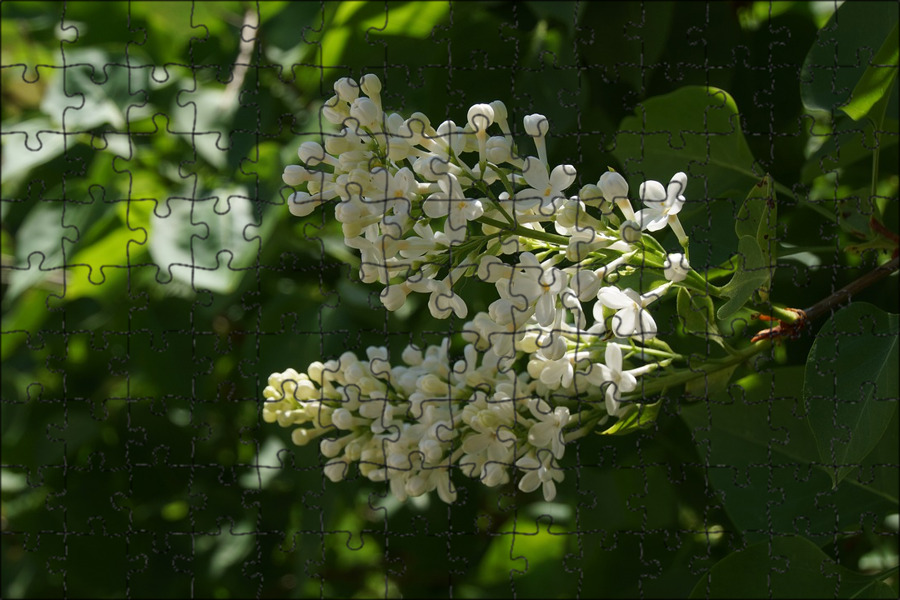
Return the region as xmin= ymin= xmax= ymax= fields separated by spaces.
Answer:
xmin=171 ymin=88 xmax=238 ymax=170
xmin=680 ymin=367 xmax=897 ymax=545
xmin=600 ymin=401 xmax=662 ymax=436
xmin=149 ymin=188 xmax=259 ymax=293
xmin=611 ymin=86 xmax=760 ymax=201
xmin=64 ymin=225 xmax=148 ymax=301
xmin=735 ymin=175 xmax=778 ymax=261
xmin=716 ymin=236 xmax=769 ymax=319
xmin=0 ymin=118 xmax=67 ymax=186
xmin=684 ymin=363 xmax=738 ymax=400
xmin=690 ymin=536 xmax=897 ymax=598
xmin=734 ymin=175 xmax=778 ymax=300
xmin=841 ymin=20 xmax=900 ymax=122
xmin=677 ymin=287 xmax=725 ymax=348
xmin=801 ymin=1 xmax=899 ymax=113
xmin=801 ymin=115 xmax=899 ymax=184
xmin=803 ymin=302 xmax=899 ymax=487
xmin=476 ymin=517 xmax=570 ymax=593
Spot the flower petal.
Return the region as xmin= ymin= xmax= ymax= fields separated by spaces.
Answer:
xmin=639 ymin=180 xmax=666 ymax=203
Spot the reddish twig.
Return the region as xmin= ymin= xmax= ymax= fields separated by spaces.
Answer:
xmin=750 ymin=256 xmax=899 ymax=343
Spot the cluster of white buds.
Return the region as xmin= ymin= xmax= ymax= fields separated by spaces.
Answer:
xmin=268 ymin=74 xmax=701 ymax=503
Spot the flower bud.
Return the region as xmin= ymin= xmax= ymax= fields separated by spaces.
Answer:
xmin=485 ymin=135 xmax=513 ymax=164
xmin=332 ymin=408 xmax=356 ymax=431
xmin=489 ymin=100 xmax=508 ymax=124
xmin=287 ymin=191 xmax=322 ymax=217
xmin=523 ymin=113 xmax=549 ymax=138
xmin=291 ymin=428 xmax=315 ymax=446
xmin=321 ymin=95 xmax=347 ymax=125
xmin=598 ymin=170 xmax=628 ymax=201
xmin=664 ymin=253 xmax=691 ymax=282
xmin=324 ymin=459 xmax=349 ymax=482
xmin=333 ymin=77 xmax=359 ymax=102
xmin=282 ymin=165 xmax=312 ymax=186
xmin=349 ymin=97 xmax=380 ymax=128
xmin=620 ymin=220 xmax=642 ymax=243
xmin=466 ymin=103 xmax=494 ymax=135
xmin=360 ymin=73 xmax=382 ymax=97
xmin=297 ymin=141 xmax=326 ymax=166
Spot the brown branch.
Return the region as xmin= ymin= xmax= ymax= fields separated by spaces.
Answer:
xmin=750 ymin=256 xmax=899 ymax=342
xmin=803 ymin=256 xmax=899 ymax=322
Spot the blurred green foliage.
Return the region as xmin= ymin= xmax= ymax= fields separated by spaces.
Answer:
xmin=1 ymin=1 xmax=897 ymax=598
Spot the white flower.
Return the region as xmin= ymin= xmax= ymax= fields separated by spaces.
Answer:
xmin=360 ymin=73 xmax=382 ymax=99
xmin=408 ymin=271 xmax=468 ymax=320
xmin=523 ymin=113 xmax=550 ymax=165
xmin=422 ymin=173 xmax=484 ymax=242
xmin=526 ymin=398 xmax=570 ymax=458
xmin=490 ymin=100 xmax=510 ymax=134
xmin=485 ymin=135 xmax=514 ymax=164
xmin=428 ymin=119 xmax=465 ymax=161
xmin=589 ymin=343 xmax=638 ymax=416
xmin=369 ymin=166 xmax=417 ymax=214
xmin=349 ymin=96 xmax=381 ymax=129
xmin=598 ymin=170 xmax=636 ymax=221
xmin=515 ymin=157 xmax=576 ymax=213
xmin=595 ymin=287 xmax=658 ymax=341
xmin=333 ymin=77 xmax=359 ymax=102
xmin=635 ymin=172 xmax=688 ymax=243
xmin=664 ymin=253 xmax=691 ymax=282
xmin=502 ymin=252 xmax=566 ymax=327
xmin=516 ymin=450 xmax=564 ymax=502
xmin=466 ymin=103 xmax=494 ymax=136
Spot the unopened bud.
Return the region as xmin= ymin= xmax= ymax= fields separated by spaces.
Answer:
xmin=620 ymin=220 xmax=642 ymax=243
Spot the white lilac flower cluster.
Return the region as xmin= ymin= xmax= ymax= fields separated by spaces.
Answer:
xmin=266 ymin=74 xmax=697 ymax=503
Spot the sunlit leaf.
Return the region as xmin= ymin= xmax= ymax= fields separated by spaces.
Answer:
xmin=841 ymin=21 xmax=900 ymax=122
xmin=716 ymin=236 xmax=769 ymax=319
xmin=801 ymin=1 xmax=899 ymax=114
xmin=677 ymin=287 xmax=725 ymax=348
xmin=149 ymin=188 xmax=259 ymax=293
xmin=612 ymin=86 xmax=760 ymax=201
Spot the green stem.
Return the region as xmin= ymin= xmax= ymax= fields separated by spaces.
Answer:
xmin=476 ymin=215 xmax=569 ymax=246
xmin=625 ymin=338 xmax=771 ymax=398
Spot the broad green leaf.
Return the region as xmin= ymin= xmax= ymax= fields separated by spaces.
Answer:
xmin=64 ymin=225 xmax=148 ymax=301
xmin=677 ymin=287 xmax=725 ymax=348
xmin=804 ymin=302 xmax=899 ymax=487
xmin=361 ymin=1 xmax=449 ymax=38
xmin=680 ymin=367 xmax=897 ymax=545
xmin=852 ymin=401 xmax=900 ymax=502
xmin=600 ymin=401 xmax=662 ymax=436
xmin=5 ymin=197 xmax=110 ymax=305
xmin=149 ymin=188 xmax=259 ymax=293
xmin=716 ymin=236 xmax=769 ymax=319
xmin=476 ymin=517 xmax=570 ymax=593
xmin=611 ymin=86 xmax=760 ymax=201
xmin=170 ymin=88 xmax=238 ymax=170
xmin=734 ymin=175 xmax=778 ymax=300
xmin=735 ymin=175 xmax=778 ymax=261
xmin=801 ymin=1 xmax=899 ymax=114
xmin=690 ymin=536 xmax=897 ymax=599
xmin=40 ymin=48 xmax=153 ymax=132
xmin=801 ymin=115 xmax=899 ymax=184
xmin=0 ymin=118 xmax=67 ymax=186
xmin=841 ymin=21 xmax=900 ymax=122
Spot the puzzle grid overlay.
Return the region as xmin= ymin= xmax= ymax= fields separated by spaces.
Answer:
xmin=1 ymin=2 xmax=898 ymax=598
